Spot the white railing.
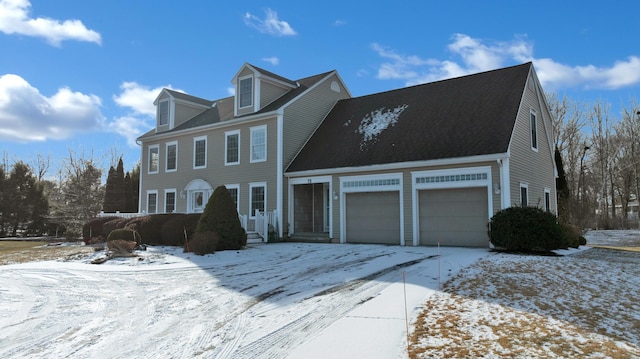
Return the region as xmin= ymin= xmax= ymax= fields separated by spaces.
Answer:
xmin=238 ymin=214 xmax=248 ymax=231
xmin=255 ymin=209 xmax=278 ymax=241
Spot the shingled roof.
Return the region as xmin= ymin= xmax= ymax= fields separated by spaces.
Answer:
xmin=286 ymin=62 xmax=532 ymax=173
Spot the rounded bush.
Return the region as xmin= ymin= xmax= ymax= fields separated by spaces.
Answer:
xmin=107 ymin=228 xmax=142 ymax=243
xmin=488 ymin=206 xmax=564 ymax=251
xmin=160 ymin=213 xmax=201 ymax=246
xmin=82 ymin=216 xmax=120 ymax=241
xmin=125 ymin=214 xmax=174 ymax=245
xmin=187 ymin=231 xmax=219 ymax=255
xmin=196 ymin=185 xmax=245 ymax=251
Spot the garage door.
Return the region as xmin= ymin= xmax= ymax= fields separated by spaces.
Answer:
xmin=345 ymin=191 xmax=400 ymax=244
xmin=419 ymin=187 xmax=489 ymax=247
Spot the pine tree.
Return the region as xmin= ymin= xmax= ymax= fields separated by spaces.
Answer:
xmin=102 ymin=166 xmax=118 ymax=212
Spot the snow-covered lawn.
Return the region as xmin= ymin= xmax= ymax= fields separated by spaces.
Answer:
xmin=0 ymin=230 xmax=638 ymax=358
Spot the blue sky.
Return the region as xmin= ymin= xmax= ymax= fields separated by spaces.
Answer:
xmin=1 ymin=0 xmax=639 ymax=178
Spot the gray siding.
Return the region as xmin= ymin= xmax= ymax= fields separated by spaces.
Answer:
xmin=282 ymin=74 xmax=350 ymax=167
xmin=174 ymin=103 xmax=206 ymax=129
xmin=260 ymin=80 xmax=288 ymax=108
xmin=139 ymin=117 xmax=279 ymax=221
xmin=508 ymin=73 xmax=557 ymax=212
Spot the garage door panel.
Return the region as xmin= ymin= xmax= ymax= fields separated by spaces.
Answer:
xmin=419 ymin=187 xmax=489 ymax=247
xmin=346 ymin=192 xmax=400 ymax=245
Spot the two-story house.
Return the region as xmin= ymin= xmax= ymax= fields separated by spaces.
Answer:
xmin=137 ymin=63 xmax=351 ymax=239
xmin=137 ymin=62 xmax=557 ymax=247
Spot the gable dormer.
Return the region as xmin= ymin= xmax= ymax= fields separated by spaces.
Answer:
xmin=153 ymin=89 xmax=212 ymax=132
xmin=231 ymin=63 xmax=298 ymax=117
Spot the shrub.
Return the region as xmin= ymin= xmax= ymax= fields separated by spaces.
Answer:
xmin=125 ymin=214 xmax=174 ymax=245
xmin=160 ymin=213 xmax=201 ymax=246
xmin=187 ymin=231 xmax=219 ymax=255
xmin=103 ymin=217 xmax=130 ymax=237
xmin=195 ymin=185 xmax=245 ymax=251
xmin=107 ymin=228 xmax=142 ymax=243
xmin=559 ymin=223 xmax=583 ymax=249
xmin=488 ymin=206 xmax=564 ymax=252
xmin=82 ymin=216 xmax=120 ymax=241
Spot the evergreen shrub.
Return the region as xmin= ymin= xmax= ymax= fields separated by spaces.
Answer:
xmin=488 ymin=206 xmax=564 ymax=251
xmin=195 ymin=185 xmax=245 ymax=251
xmin=188 ymin=231 xmax=219 ymax=255
xmin=82 ymin=216 xmax=120 ymax=241
xmin=107 ymin=228 xmax=142 ymax=243
xmin=160 ymin=213 xmax=201 ymax=246
xmin=125 ymin=214 xmax=173 ymax=245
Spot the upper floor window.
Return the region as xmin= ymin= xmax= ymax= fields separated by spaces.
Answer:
xmin=225 ymin=130 xmax=240 ymax=165
xmin=148 ymin=145 xmax=159 ymax=174
xmin=530 ymin=110 xmax=538 ymax=151
xmin=166 ymin=142 xmax=177 ymax=172
xmin=250 ymin=125 xmax=266 ymax=163
xmin=158 ymin=100 xmax=169 ymax=126
xmin=194 ymin=136 xmax=207 ymax=169
xmin=239 ymin=77 xmax=253 ymax=108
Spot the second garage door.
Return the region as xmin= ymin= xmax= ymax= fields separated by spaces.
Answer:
xmin=419 ymin=187 xmax=489 ymax=247
xmin=345 ymin=191 xmax=400 ymax=244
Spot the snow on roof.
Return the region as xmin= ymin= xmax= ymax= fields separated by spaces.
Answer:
xmin=356 ymin=104 xmax=408 ymax=149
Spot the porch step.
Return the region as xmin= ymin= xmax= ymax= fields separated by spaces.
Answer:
xmin=246 ymin=231 xmax=265 ymax=244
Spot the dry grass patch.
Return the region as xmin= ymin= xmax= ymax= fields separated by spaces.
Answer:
xmin=0 ymin=241 xmax=95 ymax=265
xmin=408 ymin=249 xmax=640 ymax=358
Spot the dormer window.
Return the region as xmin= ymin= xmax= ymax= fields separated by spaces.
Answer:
xmin=158 ymin=100 xmax=169 ymax=126
xmin=239 ymin=77 xmax=253 ymax=108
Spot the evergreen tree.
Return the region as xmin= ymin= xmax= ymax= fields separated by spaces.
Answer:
xmin=114 ymin=158 xmax=126 ymax=210
xmin=0 ymin=165 xmax=6 ymax=236
xmin=124 ymin=162 xmax=140 ymax=213
xmin=5 ymin=162 xmax=48 ymax=236
xmin=195 ymin=185 xmax=245 ymax=250
xmin=555 ymin=147 xmax=570 ymax=224
xmin=102 ymin=166 xmax=118 ymax=212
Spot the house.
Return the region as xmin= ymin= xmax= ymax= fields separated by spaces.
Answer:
xmin=137 ymin=63 xmax=351 ymax=239
xmin=137 ymin=62 xmax=557 ymax=247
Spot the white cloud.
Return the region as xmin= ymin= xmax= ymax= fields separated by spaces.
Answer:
xmin=371 ymin=34 xmax=640 ymax=91
xmin=110 ymin=82 xmax=180 ymax=147
xmin=244 ymin=8 xmax=297 ymax=36
xmin=262 ymin=56 xmax=280 ymax=66
xmin=0 ymin=0 xmax=101 ymax=46
xmin=0 ymin=74 xmax=103 ymax=142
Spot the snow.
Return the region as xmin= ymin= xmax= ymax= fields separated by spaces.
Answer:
xmin=356 ymin=104 xmax=408 ymax=148
xmin=0 ymin=230 xmax=638 ymax=358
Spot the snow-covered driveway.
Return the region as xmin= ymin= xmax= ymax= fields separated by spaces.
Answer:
xmin=0 ymin=243 xmax=488 ymax=358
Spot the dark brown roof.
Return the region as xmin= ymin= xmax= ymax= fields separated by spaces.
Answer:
xmin=286 ymin=62 xmax=532 ymax=173
xmin=164 ymin=89 xmax=213 ymax=107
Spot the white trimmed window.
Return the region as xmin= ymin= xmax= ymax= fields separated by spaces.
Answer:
xmin=194 ymin=136 xmax=207 ymax=169
xmin=520 ymin=183 xmax=529 ymax=207
xmin=148 ymin=145 xmax=159 ymax=174
xmin=544 ymin=188 xmax=551 ymax=212
xmin=147 ymin=190 xmax=158 ymax=214
xmin=239 ymin=76 xmax=253 ymax=108
xmin=249 ymin=182 xmax=266 ymax=218
xmin=166 ymin=141 xmax=177 ymax=172
xmin=225 ymin=130 xmax=240 ymax=165
xmin=250 ymin=125 xmax=267 ymax=163
xmin=158 ymin=100 xmax=169 ymax=126
xmin=530 ymin=110 xmax=538 ymax=151
xmin=165 ymin=189 xmax=176 ymax=213
xmin=226 ymin=184 xmax=240 ymax=214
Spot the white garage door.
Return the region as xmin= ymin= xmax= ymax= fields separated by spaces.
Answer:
xmin=345 ymin=191 xmax=400 ymax=244
xmin=419 ymin=187 xmax=489 ymax=247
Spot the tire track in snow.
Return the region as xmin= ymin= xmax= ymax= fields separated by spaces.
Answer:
xmin=215 ymin=256 xmax=435 ymax=358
